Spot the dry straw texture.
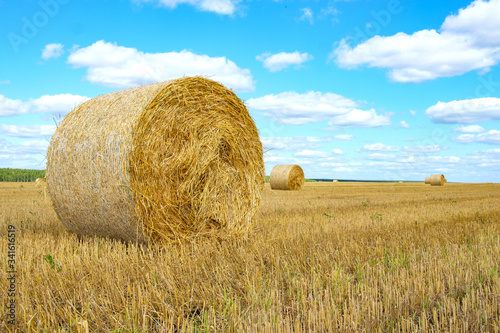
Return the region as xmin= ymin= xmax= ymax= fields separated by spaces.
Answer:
xmin=333 ymin=180 xmax=338 ymax=183
xmin=425 ymin=177 xmax=431 ymax=184
xmin=46 ymin=76 xmax=265 ymax=244
xmin=270 ymin=164 xmax=305 ymax=191
xmin=429 ymin=174 xmax=446 ymax=186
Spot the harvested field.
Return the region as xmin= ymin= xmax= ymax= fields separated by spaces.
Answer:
xmin=1 ymin=181 xmax=499 ymax=331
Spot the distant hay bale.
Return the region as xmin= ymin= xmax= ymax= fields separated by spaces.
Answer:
xmin=270 ymin=164 xmax=304 ymax=191
xmin=424 ymin=177 xmax=430 ymax=184
xmin=35 ymin=178 xmax=45 ymax=187
xmin=333 ymin=180 xmax=338 ymax=183
xmin=398 ymin=181 xmax=403 ymax=183
xmin=35 ymin=178 xmax=47 ymax=201
xmin=429 ymin=174 xmax=446 ymax=186
xmin=46 ymin=76 xmax=265 ymax=244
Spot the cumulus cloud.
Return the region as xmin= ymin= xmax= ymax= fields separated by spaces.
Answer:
xmin=67 ymin=40 xmax=254 ymax=92
xmin=453 ymin=129 xmax=500 ymax=145
xmin=366 ymin=153 xmax=397 ymax=161
xmin=441 ymin=0 xmax=500 ymax=47
xmin=334 ymin=134 xmax=354 ymax=140
xmin=261 ymin=136 xmax=331 ymax=152
xmin=399 ymin=120 xmax=409 ymax=128
xmin=0 ymin=125 xmax=57 ymax=138
xmin=331 ymin=0 xmax=500 ymax=82
xmin=42 ymin=43 xmax=64 ymax=60
xmin=295 ymin=150 xmax=332 ymax=158
xmin=398 ymin=155 xmax=461 ymax=164
xmin=410 ymin=110 xmax=417 ymax=116
xmin=332 ymin=148 xmax=345 ymax=155
xmin=481 ymin=148 xmax=500 ymax=154
xmin=132 ymin=0 xmax=238 ymax=15
xmin=247 ymin=91 xmax=390 ymax=127
xmin=403 ymin=145 xmax=445 ymax=153
xmin=327 ymin=109 xmax=391 ymax=127
xmin=453 ymin=125 xmax=486 ymax=133
xmin=425 ymin=97 xmax=500 ymax=123
xmin=0 ymin=94 xmax=89 ymax=117
xmin=0 ymin=140 xmax=49 ymax=154
xmin=256 ymin=51 xmax=313 ymax=72
xmin=363 ymin=143 xmax=400 ymax=152
xmin=299 ymin=8 xmax=313 ymax=24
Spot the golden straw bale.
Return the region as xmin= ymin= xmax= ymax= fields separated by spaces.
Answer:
xmin=429 ymin=174 xmax=446 ymax=186
xmin=46 ymin=76 xmax=264 ymax=244
xmin=270 ymin=164 xmax=305 ymax=191
xmin=333 ymin=180 xmax=338 ymax=183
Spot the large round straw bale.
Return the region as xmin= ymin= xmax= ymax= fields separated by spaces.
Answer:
xmin=270 ymin=164 xmax=305 ymax=191
xmin=424 ymin=177 xmax=430 ymax=184
xmin=429 ymin=174 xmax=446 ymax=186
xmin=46 ymin=76 xmax=265 ymax=244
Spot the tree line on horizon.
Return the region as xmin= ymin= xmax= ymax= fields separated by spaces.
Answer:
xmin=0 ymin=168 xmax=46 ymax=182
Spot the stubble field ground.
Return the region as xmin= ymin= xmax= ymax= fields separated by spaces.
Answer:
xmin=1 ymin=181 xmax=499 ymax=332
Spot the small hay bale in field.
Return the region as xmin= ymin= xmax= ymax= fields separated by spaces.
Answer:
xmin=333 ymin=179 xmax=338 ymax=183
xmin=429 ymin=174 xmax=446 ymax=186
xmin=270 ymin=164 xmax=304 ymax=191
xmin=424 ymin=177 xmax=430 ymax=184
xmin=35 ymin=178 xmax=45 ymax=187
xmin=398 ymin=181 xmax=403 ymax=183
xmin=46 ymin=76 xmax=265 ymax=244
xmin=35 ymin=178 xmax=47 ymax=201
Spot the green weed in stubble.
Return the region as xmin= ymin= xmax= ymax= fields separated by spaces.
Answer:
xmin=370 ymin=212 xmax=383 ymax=224
xmin=323 ymin=213 xmax=335 ymax=219
xmin=43 ymin=254 xmax=62 ymax=271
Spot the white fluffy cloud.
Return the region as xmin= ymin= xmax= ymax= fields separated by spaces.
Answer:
xmin=327 ymin=109 xmax=391 ymax=127
xmin=334 ymin=134 xmax=354 ymax=140
xmin=399 ymin=120 xmax=409 ymax=128
xmin=133 ymin=0 xmax=238 ymax=15
xmin=67 ymin=40 xmax=254 ymax=92
xmin=453 ymin=129 xmax=500 ymax=145
xmin=403 ymin=145 xmax=445 ymax=153
xmin=247 ymin=91 xmax=390 ymax=127
xmin=261 ymin=136 xmax=331 ymax=152
xmin=42 ymin=43 xmax=64 ymax=60
xmin=295 ymin=150 xmax=332 ymax=158
xmin=454 ymin=125 xmax=486 ymax=133
xmin=0 ymin=125 xmax=56 ymax=138
xmin=441 ymin=0 xmax=500 ymax=47
xmin=299 ymin=8 xmax=313 ymax=24
xmin=366 ymin=153 xmax=397 ymax=161
xmin=0 ymin=94 xmax=89 ymax=117
xmin=0 ymin=140 xmax=49 ymax=154
xmin=363 ymin=143 xmax=400 ymax=152
xmin=256 ymin=51 xmax=313 ymax=72
xmin=425 ymin=97 xmax=500 ymax=123
xmin=332 ymin=0 xmax=500 ymax=82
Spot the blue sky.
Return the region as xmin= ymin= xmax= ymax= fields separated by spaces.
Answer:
xmin=1 ymin=0 xmax=499 ymax=182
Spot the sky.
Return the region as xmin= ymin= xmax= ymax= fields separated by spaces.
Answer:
xmin=1 ymin=0 xmax=499 ymax=182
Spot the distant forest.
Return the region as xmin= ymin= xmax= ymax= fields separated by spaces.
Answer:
xmin=0 ymin=168 xmax=45 ymax=182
